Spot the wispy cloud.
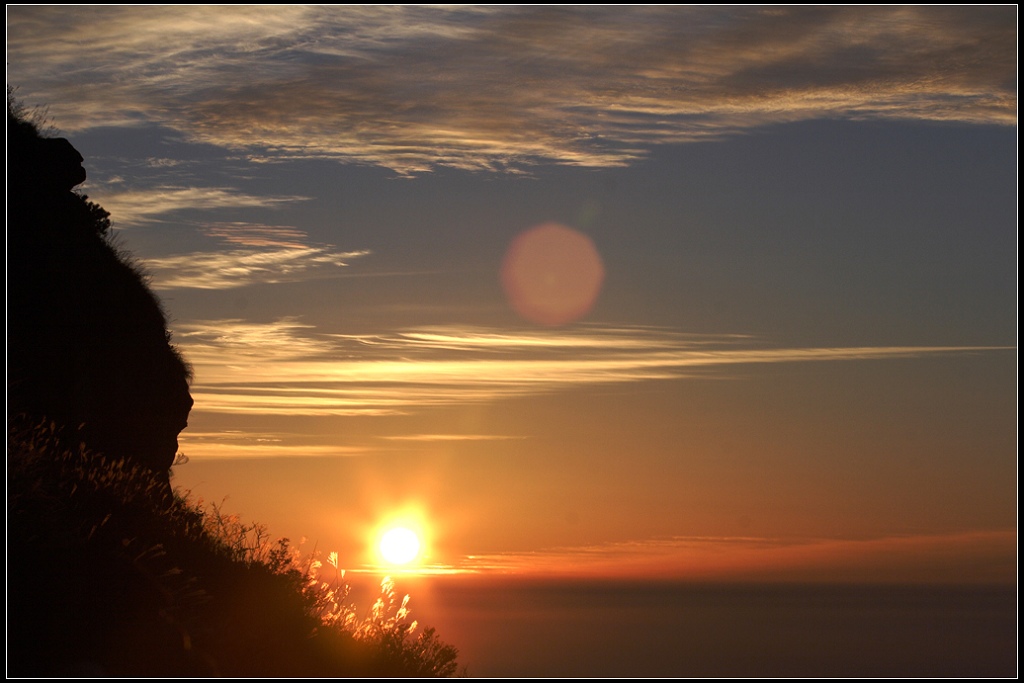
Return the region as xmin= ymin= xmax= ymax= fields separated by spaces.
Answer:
xmin=8 ymin=7 xmax=1015 ymax=174
xmin=381 ymin=434 xmax=527 ymax=442
xmin=130 ymin=218 xmax=371 ymax=289
xmin=176 ymin=430 xmax=367 ymax=460
xmin=442 ymin=530 xmax=1018 ymax=583
xmin=173 ymin=321 xmax=1009 ymax=417
xmin=146 ymin=246 xmax=370 ymax=289
xmin=200 ymin=222 xmax=311 ymax=249
xmin=93 ymin=185 xmax=310 ymax=227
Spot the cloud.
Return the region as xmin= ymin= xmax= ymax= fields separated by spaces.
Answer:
xmin=145 ymin=246 xmax=371 ymax=289
xmin=173 ymin=318 xmax=334 ymax=361
xmin=200 ymin=222 xmax=311 ymax=249
xmin=381 ymin=434 xmax=527 ymax=442
xmin=172 ymin=321 xmax=1009 ymax=416
xmin=176 ymin=430 xmax=367 ymax=459
xmin=93 ymin=185 xmax=310 ymax=227
xmin=8 ymin=7 xmax=1015 ymax=174
xmin=443 ymin=530 xmax=1018 ymax=583
xmin=130 ymin=219 xmax=370 ymax=289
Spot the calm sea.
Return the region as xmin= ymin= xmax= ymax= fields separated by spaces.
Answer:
xmin=389 ymin=578 xmax=1017 ymax=677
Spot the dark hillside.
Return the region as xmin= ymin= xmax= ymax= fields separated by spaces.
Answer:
xmin=8 ymin=421 xmax=458 ymax=676
xmin=6 ymin=97 xmax=458 ymax=677
xmin=7 ymin=99 xmax=193 ymax=489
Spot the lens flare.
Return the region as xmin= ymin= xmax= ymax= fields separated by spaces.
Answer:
xmin=501 ymin=222 xmax=605 ymax=326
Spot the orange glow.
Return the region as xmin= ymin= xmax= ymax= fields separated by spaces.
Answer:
xmin=439 ymin=530 xmax=1018 ymax=584
xmin=501 ymin=222 xmax=604 ymax=326
xmin=379 ymin=527 xmax=421 ymax=565
xmin=372 ymin=513 xmax=431 ymax=569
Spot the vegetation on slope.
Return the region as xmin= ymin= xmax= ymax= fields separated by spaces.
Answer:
xmin=7 ymin=420 xmax=459 ymax=677
xmin=6 ymin=92 xmax=458 ymax=676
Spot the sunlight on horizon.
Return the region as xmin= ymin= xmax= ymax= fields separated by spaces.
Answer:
xmin=370 ymin=513 xmax=432 ymax=571
xmin=379 ymin=527 xmax=421 ymax=565
xmin=5 ymin=5 xmax=1016 ymax=676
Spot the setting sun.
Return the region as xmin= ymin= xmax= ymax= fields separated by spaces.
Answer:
xmin=10 ymin=4 xmax=1014 ymax=676
xmin=378 ymin=526 xmax=422 ymax=566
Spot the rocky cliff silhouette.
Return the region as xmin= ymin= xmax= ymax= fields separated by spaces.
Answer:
xmin=7 ymin=103 xmax=193 ymax=488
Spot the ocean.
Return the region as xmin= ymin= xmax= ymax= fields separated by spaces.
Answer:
xmin=390 ymin=578 xmax=1017 ymax=677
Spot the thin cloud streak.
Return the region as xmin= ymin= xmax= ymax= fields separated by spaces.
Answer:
xmin=140 ymin=220 xmax=371 ymax=289
xmin=174 ymin=321 xmax=1009 ymax=416
xmin=8 ymin=6 xmax=1015 ymax=174
xmin=94 ymin=185 xmax=310 ymax=227
xmin=447 ymin=530 xmax=1018 ymax=583
xmin=147 ymin=247 xmax=371 ymax=289
xmin=381 ymin=434 xmax=527 ymax=442
xmin=200 ymin=222 xmax=311 ymax=249
xmin=176 ymin=430 xmax=370 ymax=460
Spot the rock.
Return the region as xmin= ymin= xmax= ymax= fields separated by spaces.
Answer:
xmin=7 ymin=105 xmax=193 ymax=488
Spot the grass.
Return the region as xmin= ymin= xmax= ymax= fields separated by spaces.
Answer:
xmin=7 ymin=418 xmax=460 ymax=677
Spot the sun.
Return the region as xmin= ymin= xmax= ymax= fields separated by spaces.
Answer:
xmin=378 ymin=526 xmax=422 ymax=566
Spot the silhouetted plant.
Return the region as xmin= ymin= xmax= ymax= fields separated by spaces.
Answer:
xmin=8 ymin=419 xmax=460 ymax=677
xmin=7 ymin=84 xmax=57 ymax=137
xmin=7 ymin=91 xmax=458 ymax=676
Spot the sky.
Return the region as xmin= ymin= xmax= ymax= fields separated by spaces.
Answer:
xmin=6 ymin=6 xmax=1017 ymax=589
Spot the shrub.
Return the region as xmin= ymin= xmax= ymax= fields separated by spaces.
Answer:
xmin=7 ymin=419 xmax=459 ymax=677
